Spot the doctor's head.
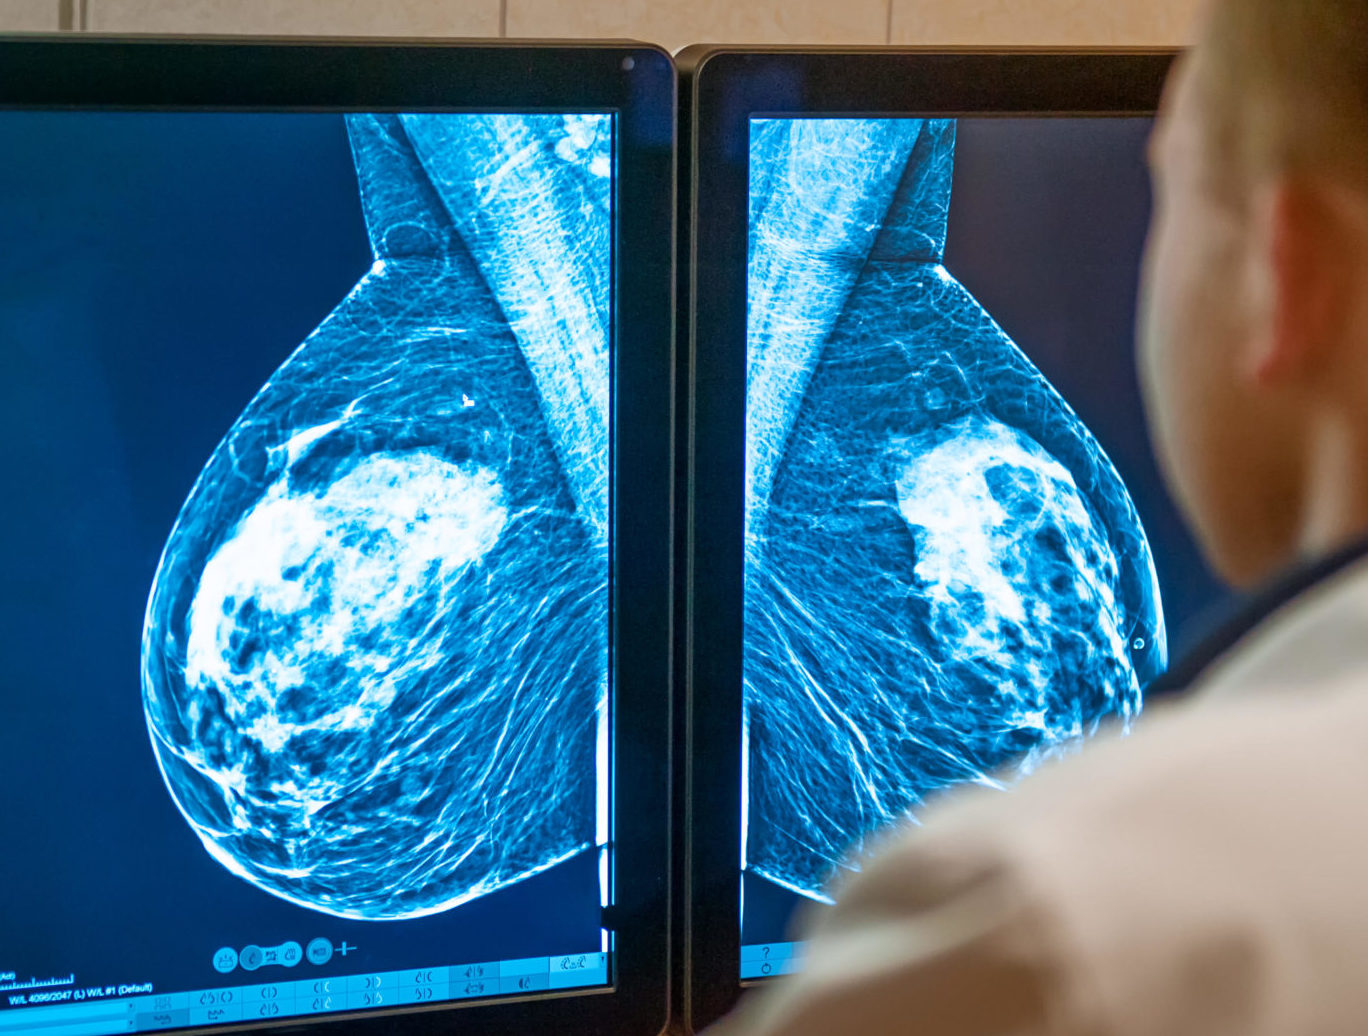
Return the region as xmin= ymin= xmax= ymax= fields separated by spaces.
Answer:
xmin=1139 ymin=0 xmax=1368 ymax=588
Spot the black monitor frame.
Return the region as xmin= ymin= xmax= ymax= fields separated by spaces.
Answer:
xmin=0 ymin=35 xmax=674 ymax=1036
xmin=676 ymin=45 xmax=1176 ymax=1033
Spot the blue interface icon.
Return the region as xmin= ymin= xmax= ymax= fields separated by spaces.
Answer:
xmin=211 ymin=949 xmax=237 ymax=976
xmin=214 ymin=938 xmax=338 ymax=974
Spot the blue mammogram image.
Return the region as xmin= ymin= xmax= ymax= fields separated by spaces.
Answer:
xmin=141 ymin=113 xmax=612 ymax=920
xmin=743 ymin=118 xmax=1166 ymax=899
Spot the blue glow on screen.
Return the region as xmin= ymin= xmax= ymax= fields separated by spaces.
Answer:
xmin=0 ymin=109 xmax=613 ymax=1022
xmin=742 ymin=117 xmax=1166 ymax=903
xmin=142 ymin=113 xmax=613 ymax=922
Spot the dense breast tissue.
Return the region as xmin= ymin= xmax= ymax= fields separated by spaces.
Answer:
xmin=743 ymin=118 xmax=1166 ymax=899
xmin=140 ymin=113 xmax=612 ymax=920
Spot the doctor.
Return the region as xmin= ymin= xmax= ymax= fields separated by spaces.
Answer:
xmin=711 ymin=0 xmax=1368 ymax=1032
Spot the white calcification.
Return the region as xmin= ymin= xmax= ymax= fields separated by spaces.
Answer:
xmin=895 ymin=419 xmax=1125 ymax=680
xmin=185 ymin=453 xmax=507 ymax=750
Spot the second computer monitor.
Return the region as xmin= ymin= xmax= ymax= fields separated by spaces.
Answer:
xmin=682 ymin=47 xmax=1230 ymax=1031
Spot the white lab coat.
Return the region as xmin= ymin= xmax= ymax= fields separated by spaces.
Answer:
xmin=711 ymin=549 xmax=1368 ymax=1036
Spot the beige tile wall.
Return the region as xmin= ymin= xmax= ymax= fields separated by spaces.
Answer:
xmin=890 ymin=0 xmax=1200 ymax=45
xmin=506 ymin=0 xmax=890 ymax=51
xmin=1 ymin=0 xmax=1200 ymax=47
xmin=82 ymin=0 xmax=498 ymax=36
xmin=0 ymin=0 xmax=59 ymax=31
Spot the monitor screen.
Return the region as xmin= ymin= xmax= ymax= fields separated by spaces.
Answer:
xmin=0 ymin=108 xmax=615 ymax=1033
xmin=739 ymin=114 xmax=1230 ymax=976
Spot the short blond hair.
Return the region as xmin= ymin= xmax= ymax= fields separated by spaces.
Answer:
xmin=1198 ymin=0 xmax=1368 ymax=188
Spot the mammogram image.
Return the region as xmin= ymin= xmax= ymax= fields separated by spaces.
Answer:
xmin=743 ymin=118 xmax=1166 ymax=899
xmin=141 ymin=113 xmax=612 ymax=920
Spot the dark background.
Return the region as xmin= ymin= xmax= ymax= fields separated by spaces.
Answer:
xmin=947 ymin=117 xmax=1229 ymax=655
xmin=0 ymin=112 xmax=601 ymax=1004
xmin=742 ymin=115 xmax=1235 ymax=948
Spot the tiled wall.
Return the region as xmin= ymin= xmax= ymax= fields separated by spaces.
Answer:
xmin=4 ymin=0 xmax=1198 ymax=50
xmin=3 ymin=0 xmax=59 ymax=31
xmin=82 ymin=1 xmax=498 ymax=36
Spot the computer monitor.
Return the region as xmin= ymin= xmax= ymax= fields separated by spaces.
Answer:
xmin=679 ymin=47 xmax=1231 ymax=1030
xmin=0 ymin=37 xmax=673 ymax=1036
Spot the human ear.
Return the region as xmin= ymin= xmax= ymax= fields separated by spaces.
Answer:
xmin=1251 ymin=179 xmax=1350 ymax=388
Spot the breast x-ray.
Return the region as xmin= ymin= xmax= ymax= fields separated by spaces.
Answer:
xmin=141 ymin=113 xmax=613 ymax=921
xmin=742 ymin=117 xmax=1166 ymax=899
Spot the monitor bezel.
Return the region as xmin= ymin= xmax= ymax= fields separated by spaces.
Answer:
xmin=677 ymin=45 xmax=1177 ymax=1033
xmin=0 ymin=35 xmax=675 ymax=1036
